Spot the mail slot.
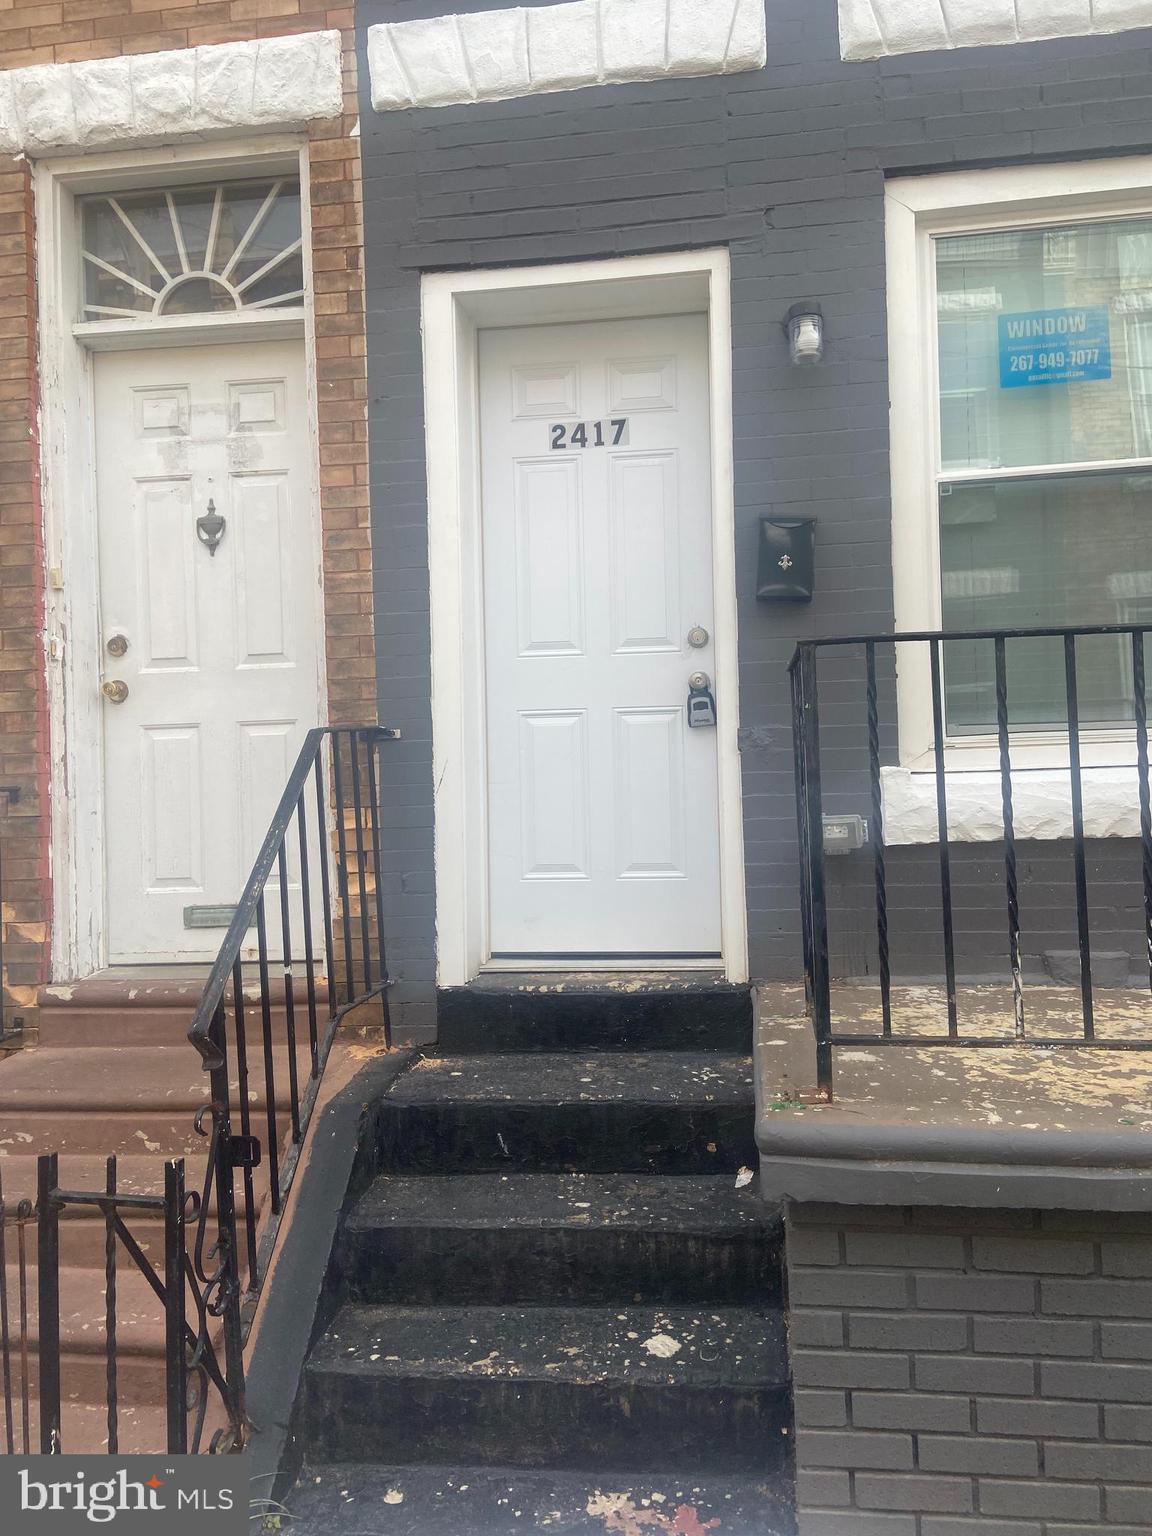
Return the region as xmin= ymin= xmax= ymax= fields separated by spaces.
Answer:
xmin=757 ymin=516 xmax=816 ymax=602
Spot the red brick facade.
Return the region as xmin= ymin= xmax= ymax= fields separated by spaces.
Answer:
xmin=0 ymin=1 xmax=373 ymax=1019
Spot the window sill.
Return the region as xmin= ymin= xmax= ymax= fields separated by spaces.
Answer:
xmin=72 ymin=308 xmax=307 ymax=352
xmin=881 ymin=763 xmax=1143 ymax=845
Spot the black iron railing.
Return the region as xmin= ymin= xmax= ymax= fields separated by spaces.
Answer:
xmin=185 ymin=725 xmax=396 ymax=1449
xmin=791 ymin=624 xmax=1152 ymax=1098
xmin=2 ymin=1154 xmax=210 ymax=1455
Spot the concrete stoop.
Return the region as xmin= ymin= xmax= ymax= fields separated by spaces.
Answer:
xmin=284 ymin=980 xmax=796 ymax=1536
xmin=0 ymin=980 xmax=309 ymax=1453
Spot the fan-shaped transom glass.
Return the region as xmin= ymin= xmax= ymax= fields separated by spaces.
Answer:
xmin=80 ymin=178 xmax=304 ymax=321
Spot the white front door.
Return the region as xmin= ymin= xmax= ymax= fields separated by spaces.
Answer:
xmin=480 ymin=315 xmax=722 ymax=958
xmin=94 ymin=341 xmax=321 ymax=963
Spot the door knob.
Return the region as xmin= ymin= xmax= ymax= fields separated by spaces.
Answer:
xmin=101 ymin=679 xmax=129 ymax=704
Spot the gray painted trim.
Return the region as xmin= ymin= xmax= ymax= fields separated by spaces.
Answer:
xmin=756 ymin=1116 xmax=1152 ymax=1168
xmin=758 ymin=1140 xmax=1152 ymax=1212
xmin=245 ymin=1049 xmax=417 ymax=1496
xmin=765 ymin=1154 xmax=1152 ymax=1210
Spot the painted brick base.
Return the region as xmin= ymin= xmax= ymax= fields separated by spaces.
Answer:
xmin=787 ymin=1202 xmax=1152 ymax=1535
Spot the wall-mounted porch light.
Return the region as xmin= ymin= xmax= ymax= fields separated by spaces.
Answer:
xmin=784 ymin=301 xmax=824 ymax=365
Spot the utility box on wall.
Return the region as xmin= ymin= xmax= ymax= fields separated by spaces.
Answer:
xmin=757 ymin=516 xmax=816 ymax=602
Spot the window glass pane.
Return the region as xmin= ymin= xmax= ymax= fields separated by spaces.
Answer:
xmin=240 ymin=252 xmax=305 ymax=308
xmin=160 ymin=277 xmax=238 ymax=315
xmin=936 ymin=218 xmax=1152 ymax=470
xmin=81 ymin=198 xmax=164 ymax=315
xmin=228 ymin=187 xmax=302 ymax=287
xmin=168 ymin=185 xmax=218 ymax=273
xmin=939 ymin=471 xmax=1152 ymax=731
xmin=80 ymin=178 xmax=304 ymax=320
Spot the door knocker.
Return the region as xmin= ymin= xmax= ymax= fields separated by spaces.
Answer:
xmin=196 ymin=498 xmax=226 ymax=557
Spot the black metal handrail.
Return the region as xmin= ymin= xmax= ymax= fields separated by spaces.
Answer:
xmin=790 ymin=623 xmax=1152 ymax=1099
xmin=185 ymin=724 xmax=397 ymax=1449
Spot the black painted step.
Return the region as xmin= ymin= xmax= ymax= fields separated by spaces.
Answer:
xmin=377 ymin=1054 xmax=757 ymax=1174
xmin=437 ymin=977 xmax=753 ymax=1054
xmin=302 ymin=1302 xmax=790 ymax=1474
xmin=337 ymin=1173 xmax=782 ymax=1305
xmin=286 ymin=1462 xmax=797 ymax=1535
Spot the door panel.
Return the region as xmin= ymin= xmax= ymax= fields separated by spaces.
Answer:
xmin=614 ymin=708 xmax=686 ymax=878
xmin=610 ymin=453 xmax=680 ymax=652
xmin=515 ymin=457 xmax=584 ymax=656
xmin=519 ymin=710 xmax=591 ymax=879
xmin=138 ymin=479 xmax=197 ymax=666
xmin=480 ymin=315 xmax=721 ymax=957
xmin=233 ymin=474 xmax=293 ymax=663
xmin=95 ymin=341 xmax=319 ymax=962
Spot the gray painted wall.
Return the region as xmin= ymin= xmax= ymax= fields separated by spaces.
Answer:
xmin=787 ymin=1201 xmax=1152 ymax=1535
xmin=356 ymin=0 xmax=1152 ymax=1031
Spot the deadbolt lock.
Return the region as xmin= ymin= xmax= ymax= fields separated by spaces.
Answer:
xmin=687 ymin=625 xmax=710 ymax=649
xmin=106 ymin=634 xmax=129 ymax=658
xmin=101 ymin=679 xmax=129 ymax=704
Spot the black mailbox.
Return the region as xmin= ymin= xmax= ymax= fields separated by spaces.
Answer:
xmin=757 ymin=516 xmax=816 ymax=602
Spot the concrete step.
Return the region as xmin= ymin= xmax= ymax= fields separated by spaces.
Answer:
xmin=302 ymin=1302 xmax=790 ymax=1473
xmin=338 ymin=1173 xmax=781 ymax=1306
xmin=0 ymin=1155 xmax=264 ymax=1267
xmin=436 ymin=977 xmax=752 ymax=1054
xmin=0 ymin=1258 xmax=231 ymax=1454
xmin=0 ymin=1046 xmax=312 ymax=1156
xmin=38 ymin=975 xmax=330 ymax=1049
xmin=377 ymin=1054 xmax=757 ymax=1175
xmin=4 ymin=1263 xmax=171 ymax=1407
xmin=1 ymin=1398 xmax=175 ymax=1457
xmin=286 ymin=1462 xmax=797 ymax=1535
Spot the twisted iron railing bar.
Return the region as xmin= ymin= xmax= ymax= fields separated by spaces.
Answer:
xmin=790 ymin=623 xmax=1152 ymax=1098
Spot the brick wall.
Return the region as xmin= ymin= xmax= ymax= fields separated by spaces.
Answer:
xmin=827 ymin=841 xmax=1150 ymax=982
xmin=0 ymin=0 xmax=374 ymax=1015
xmin=788 ymin=1202 xmax=1152 ymax=1535
xmin=0 ymin=155 xmax=45 ymax=1026
xmin=358 ymin=0 xmax=1152 ymax=1005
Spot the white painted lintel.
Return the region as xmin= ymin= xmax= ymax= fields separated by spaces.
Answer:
xmin=368 ymin=0 xmax=767 ymax=113
xmin=840 ymin=0 xmax=1152 ymax=63
xmin=0 ymin=31 xmax=343 ymax=157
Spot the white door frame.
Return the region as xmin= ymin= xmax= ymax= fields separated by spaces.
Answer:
xmin=34 ymin=137 xmax=328 ymax=980
xmin=421 ymin=249 xmax=748 ymax=986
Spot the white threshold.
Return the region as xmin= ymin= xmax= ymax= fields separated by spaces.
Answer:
xmin=481 ymin=956 xmax=724 ymax=974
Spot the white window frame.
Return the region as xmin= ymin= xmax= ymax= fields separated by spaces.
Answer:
xmin=885 ymin=157 xmax=1152 ymax=844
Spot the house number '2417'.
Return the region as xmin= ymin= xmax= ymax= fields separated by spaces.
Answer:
xmin=549 ymin=418 xmax=629 ymax=450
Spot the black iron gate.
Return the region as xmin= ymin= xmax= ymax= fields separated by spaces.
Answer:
xmin=1 ymin=1154 xmax=234 ymax=1455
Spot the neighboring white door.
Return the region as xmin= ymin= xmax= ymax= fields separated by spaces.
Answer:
xmin=94 ymin=341 xmax=321 ymax=963
xmin=479 ymin=315 xmax=722 ymax=958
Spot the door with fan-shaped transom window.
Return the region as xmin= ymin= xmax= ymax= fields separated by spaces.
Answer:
xmin=82 ymin=179 xmax=322 ymax=962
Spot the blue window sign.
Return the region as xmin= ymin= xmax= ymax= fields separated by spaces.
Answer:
xmin=998 ymin=306 xmax=1112 ymax=388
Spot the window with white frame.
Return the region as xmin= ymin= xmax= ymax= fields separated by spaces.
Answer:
xmin=930 ymin=213 xmax=1152 ymax=737
xmin=79 ymin=177 xmax=304 ymax=321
